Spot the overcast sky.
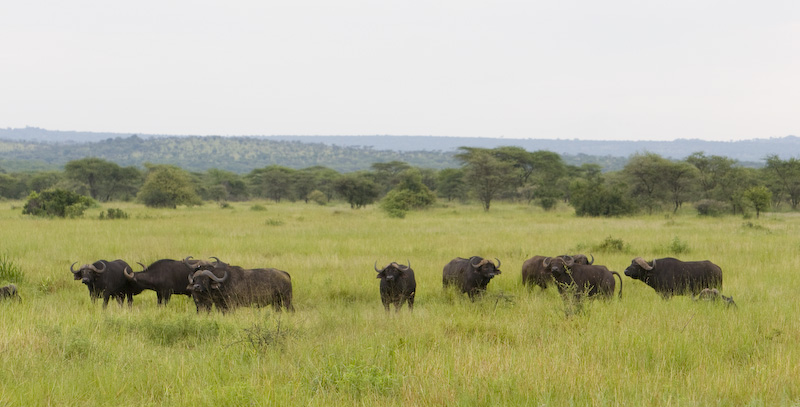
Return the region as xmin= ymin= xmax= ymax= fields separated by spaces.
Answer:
xmin=2 ymin=1 xmax=798 ymax=141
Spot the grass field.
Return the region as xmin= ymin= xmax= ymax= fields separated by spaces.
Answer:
xmin=0 ymin=200 xmax=798 ymax=406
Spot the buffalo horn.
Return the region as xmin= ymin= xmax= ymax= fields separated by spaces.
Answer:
xmin=374 ymin=261 xmax=382 ymax=273
xmin=183 ymin=256 xmax=195 ymax=267
xmin=193 ymin=269 xmax=228 ymax=283
xmin=70 ymin=262 xmax=80 ymax=274
xmin=634 ymin=257 xmax=654 ymax=271
xmin=542 ymin=257 xmax=551 ymax=267
xmin=399 ymin=259 xmax=411 ymax=271
xmin=564 ymin=256 xmax=575 ymax=267
xmin=494 ymin=258 xmax=501 ymax=268
xmin=93 ymin=261 xmax=107 ymax=273
xmin=589 ymin=254 xmax=595 ymax=264
xmin=124 ymin=267 xmax=135 ymax=280
xmin=211 ymin=257 xmax=222 ymax=266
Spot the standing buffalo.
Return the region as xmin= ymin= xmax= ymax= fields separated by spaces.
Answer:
xmin=374 ymin=261 xmax=416 ymax=312
xmin=443 ymin=256 xmax=502 ymax=300
xmin=123 ymin=258 xmax=197 ymax=306
xmin=0 ymin=284 xmax=20 ymax=302
xmin=70 ymin=260 xmax=142 ymax=308
xmin=186 ymin=258 xmax=294 ymax=313
xmin=544 ymin=256 xmax=621 ymax=299
xmin=522 ymin=254 xmax=594 ymax=289
xmin=624 ymin=257 xmax=722 ymax=298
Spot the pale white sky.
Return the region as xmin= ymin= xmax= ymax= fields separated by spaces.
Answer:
xmin=2 ymin=1 xmax=798 ymax=141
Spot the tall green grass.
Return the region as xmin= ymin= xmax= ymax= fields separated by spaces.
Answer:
xmin=0 ymin=200 xmax=798 ymax=405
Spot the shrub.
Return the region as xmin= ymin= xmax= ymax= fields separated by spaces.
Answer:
xmin=592 ymin=236 xmax=630 ymax=253
xmin=22 ymin=189 xmax=95 ymax=218
xmin=695 ymin=199 xmax=729 ymax=217
xmin=666 ymin=237 xmax=690 ymax=254
xmin=99 ymin=208 xmax=129 ymax=220
xmin=308 ymin=190 xmax=328 ymax=205
xmin=250 ymin=204 xmax=266 ymax=211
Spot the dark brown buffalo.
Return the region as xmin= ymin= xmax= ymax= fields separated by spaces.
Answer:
xmin=124 ymin=258 xmax=198 ymax=306
xmin=442 ymin=256 xmax=502 ymax=300
xmin=186 ymin=258 xmax=294 ymax=313
xmin=374 ymin=261 xmax=416 ymax=312
xmin=624 ymin=257 xmax=722 ymax=298
xmin=0 ymin=284 xmax=20 ymax=302
xmin=544 ymin=256 xmax=621 ymax=299
xmin=522 ymin=254 xmax=594 ymax=289
xmin=70 ymin=260 xmax=141 ymax=308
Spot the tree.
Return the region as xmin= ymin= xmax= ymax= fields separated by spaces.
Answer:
xmin=765 ymin=155 xmax=800 ymax=210
xmin=686 ymin=152 xmax=736 ymax=200
xmin=661 ymin=161 xmax=698 ymax=213
xmin=436 ymin=168 xmax=467 ymax=201
xmin=201 ymin=169 xmax=249 ymax=202
xmin=371 ymin=161 xmax=411 ymax=194
xmin=622 ymin=152 xmax=670 ymax=213
xmin=64 ymin=158 xmax=142 ymax=201
xmin=137 ymin=164 xmax=202 ymax=208
xmin=380 ymin=169 xmax=437 ymax=218
xmin=568 ymin=171 xmax=635 ymax=217
xmin=743 ymin=186 xmax=771 ymax=218
xmin=334 ymin=172 xmax=380 ymax=209
xmin=248 ymin=166 xmax=296 ymax=202
xmin=456 ymin=147 xmax=515 ymax=211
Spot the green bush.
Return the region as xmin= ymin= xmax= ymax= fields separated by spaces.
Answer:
xmin=0 ymin=254 xmax=23 ymax=283
xmin=695 ymin=199 xmax=729 ymax=217
xmin=22 ymin=189 xmax=95 ymax=218
xmin=99 ymin=208 xmax=129 ymax=220
xmin=307 ymin=190 xmax=328 ymax=206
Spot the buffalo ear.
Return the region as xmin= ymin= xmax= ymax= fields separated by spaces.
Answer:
xmin=211 ymin=282 xmax=221 ymax=290
xmin=376 ymin=272 xmax=385 ymax=279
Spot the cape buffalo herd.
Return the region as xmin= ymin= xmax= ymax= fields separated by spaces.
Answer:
xmin=58 ymin=252 xmax=732 ymax=314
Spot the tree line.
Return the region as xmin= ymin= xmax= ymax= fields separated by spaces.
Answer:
xmin=2 ymin=147 xmax=799 ymax=218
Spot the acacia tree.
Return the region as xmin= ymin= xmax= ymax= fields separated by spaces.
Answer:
xmin=334 ymin=172 xmax=380 ymax=209
xmin=765 ymin=155 xmax=800 ymax=210
xmin=743 ymin=186 xmax=772 ymax=218
xmin=248 ymin=165 xmax=295 ymax=202
xmin=661 ymin=161 xmax=698 ymax=213
xmin=622 ymin=152 xmax=670 ymax=213
xmin=456 ymin=147 xmax=515 ymax=211
xmin=64 ymin=158 xmax=142 ymax=201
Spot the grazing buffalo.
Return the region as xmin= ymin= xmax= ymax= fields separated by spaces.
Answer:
xmin=186 ymin=258 xmax=294 ymax=313
xmin=694 ymin=288 xmax=737 ymax=308
xmin=0 ymin=284 xmax=20 ymax=302
xmin=374 ymin=261 xmax=416 ymax=312
xmin=70 ymin=260 xmax=142 ymax=308
xmin=124 ymin=258 xmax=197 ymax=306
xmin=522 ymin=254 xmax=594 ymax=289
xmin=544 ymin=256 xmax=621 ymax=299
xmin=624 ymin=257 xmax=722 ymax=298
xmin=443 ymin=256 xmax=502 ymax=300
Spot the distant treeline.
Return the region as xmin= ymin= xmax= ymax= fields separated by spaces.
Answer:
xmin=2 ymin=146 xmax=799 ymax=218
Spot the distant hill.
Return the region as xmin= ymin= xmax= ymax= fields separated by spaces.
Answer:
xmin=1 ymin=127 xmax=795 ymax=173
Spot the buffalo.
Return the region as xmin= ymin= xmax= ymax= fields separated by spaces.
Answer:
xmin=70 ymin=260 xmax=142 ymax=308
xmin=123 ymin=258 xmax=197 ymax=306
xmin=0 ymin=284 xmax=20 ymax=302
xmin=442 ymin=256 xmax=502 ymax=300
xmin=374 ymin=261 xmax=416 ymax=312
xmin=544 ymin=256 xmax=621 ymax=300
xmin=522 ymin=254 xmax=594 ymax=289
xmin=186 ymin=258 xmax=294 ymax=313
xmin=624 ymin=257 xmax=722 ymax=298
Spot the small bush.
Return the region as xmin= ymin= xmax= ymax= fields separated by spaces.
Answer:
xmin=99 ymin=208 xmax=129 ymax=220
xmin=666 ymin=237 xmax=690 ymax=254
xmin=695 ymin=199 xmax=729 ymax=217
xmin=0 ymin=254 xmax=24 ymax=283
xmin=592 ymin=236 xmax=630 ymax=253
xmin=265 ymin=218 xmax=284 ymax=226
xmin=250 ymin=204 xmax=267 ymax=211
xmin=539 ymin=197 xmax=558 ymax=211
xmin=308 ymin=190 xmax=328 ymax=206
xmin=234 ymin=318 xmax=295 ymax=353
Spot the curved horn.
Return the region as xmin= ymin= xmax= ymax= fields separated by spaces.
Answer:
xmin=70 ymin=262 xmax=80 ymax=274
xmin=124 ymin=267 xmax=135 ymax=280
xmin=399 ymin=259 xmax=411 ymax=271
xmin=494 ymin=258 xmax=501 ymax=268
xmin=543 ymin=257 xmax=551 ymax=267
xmin=137 ymin=262 xmax=147 ymax=272
xmin=470 ymin=257 xmax=481 ymax=268
xmin=211 ymin=257 xmax=222 ymax=266
xmin=374 ymin=261 xmax=382 ymax=272
xmin=588 ymin=254 xmax=594 ymax=264
xmin=93 ymin=261 xmax=107 ymax=273
xmin=565 ymin=255 xmax=575 ymax=267
xmin=634 ymin=257 xmax=654 ymax=271
xmin=194 ymin=269 xmax=228 ymax=283
xmin=183 ymin=256 xmax=195 ymax=267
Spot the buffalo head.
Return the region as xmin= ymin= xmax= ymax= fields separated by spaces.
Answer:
xmin=470 ymin=257 xmax=502 ymax=280
xmin=624 ymin=257 xmax=655 ymax=281
xmin=375 ymin=260 xmax=411 ymax=282
xmin=543 ymin=256 xmax=573 ymax=279
xmin=70 ymin=261 xmax=107 ymax=285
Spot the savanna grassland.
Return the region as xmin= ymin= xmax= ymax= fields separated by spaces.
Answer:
xmin=0 ymin=200 xmax=799 ymax=406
